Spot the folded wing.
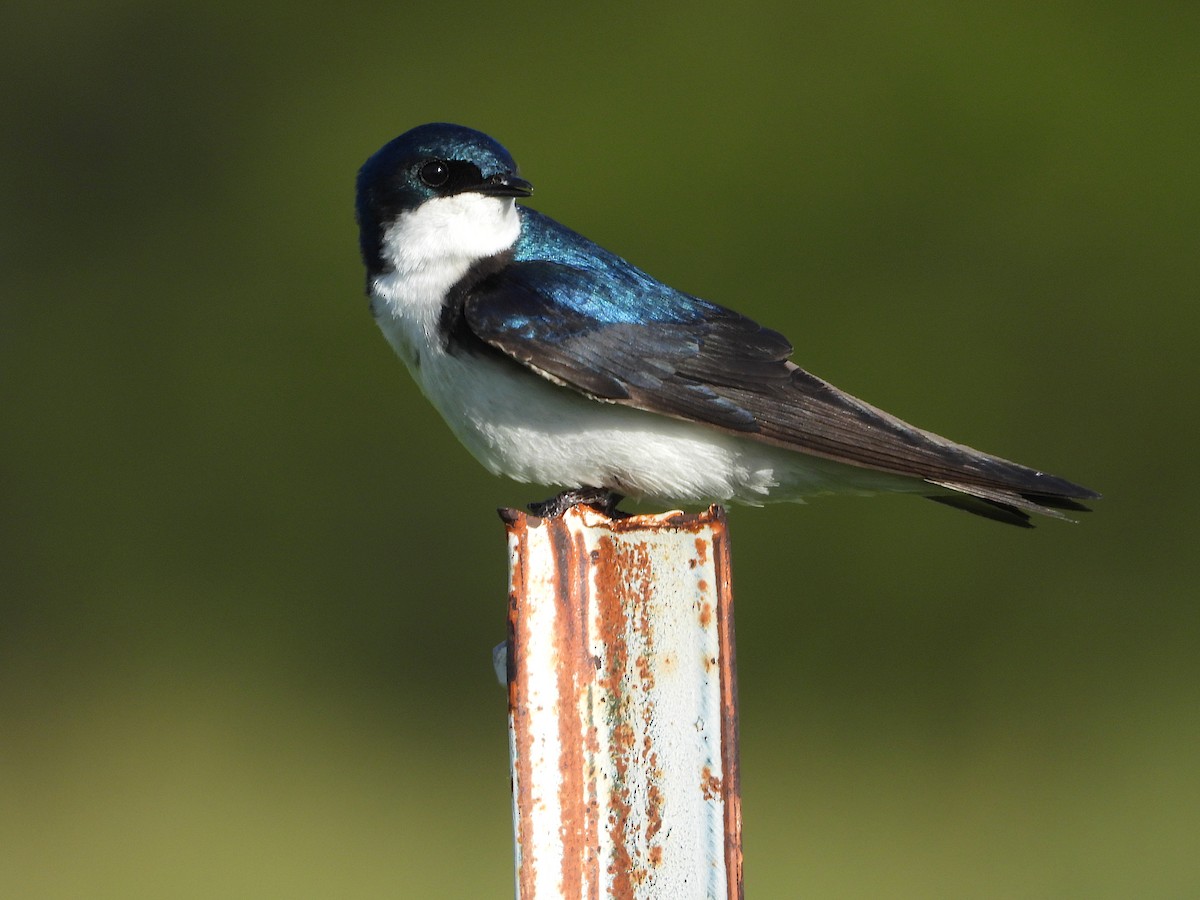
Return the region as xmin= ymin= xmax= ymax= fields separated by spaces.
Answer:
xmin=462 ymin=258 xmax=1098 ymax=525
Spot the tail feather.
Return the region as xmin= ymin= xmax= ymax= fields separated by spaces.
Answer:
xmin=925 ymin=493 xmax=1035 ymax=528
xmin=1022 ymin=493 xmax=1094 ymax=513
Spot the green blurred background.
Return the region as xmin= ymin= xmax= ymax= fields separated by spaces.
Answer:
xmin=3 ymin=1 xmax=1197 ymax=896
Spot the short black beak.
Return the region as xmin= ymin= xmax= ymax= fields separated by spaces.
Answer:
xmin=476 ymin=173 xmax=533 ymax=198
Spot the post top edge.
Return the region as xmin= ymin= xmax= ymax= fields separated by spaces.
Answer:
xmin=500 ymin=502 xmax=728 ymax=533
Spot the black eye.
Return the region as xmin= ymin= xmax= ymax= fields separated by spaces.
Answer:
xmin=418 ymin=159 xmax=450 ymax=188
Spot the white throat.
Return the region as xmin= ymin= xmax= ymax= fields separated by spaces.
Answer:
xmin=370 ymin=193 xmax=522 ymax=368
xmin=379 ymin=193 xmax=521 ymax=279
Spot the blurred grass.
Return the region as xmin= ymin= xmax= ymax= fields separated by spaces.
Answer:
xmin=3 ymin=0 xmax=1198 ymax=896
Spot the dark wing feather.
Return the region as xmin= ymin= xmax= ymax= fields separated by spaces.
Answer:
xmin=463 ymin=260 xmax=1099 ymax=521
xmin=463 ymin=261 xmax=780 ymax=432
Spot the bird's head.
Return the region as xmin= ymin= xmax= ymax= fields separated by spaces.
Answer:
xmin=356 ymin=123 xmax=532 ymax=278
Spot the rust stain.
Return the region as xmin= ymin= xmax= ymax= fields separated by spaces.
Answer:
xmin=549 ymin=517 xmax=590 ymax=897
xmin=593 ymin=533 xmax=636 ymax=899
xmin=503 ymin=514 xmax=539 ymax=900
xmin=711 ymin=519 xmax=744 ymax=899
xmin=605 ymin=785 xmax=634 ymax=898
xmin=693 ymin=536 xmax=709 ymax=565
xmin=635 ymin=653 xmax=655 ymax=691
xmin=593 ymin=526 xmax=674 ymax=897
xmin=646 ymin=774 xmax=664 ymax=842
xmin=584 ymin=717 xmax=601 ymax=900
xmin=603 ymin=504 xmax=721 ymax=535
xmin=627 ymin=537 xmax=665 ymax=890
xmin=699 ymin=600 xmax=712 ymax=628
xmin=700 ymin=764 xmax=723 ymax=801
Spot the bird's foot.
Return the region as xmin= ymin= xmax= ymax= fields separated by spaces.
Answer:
xmin=527 ymin=488 xmax=628 ymax=519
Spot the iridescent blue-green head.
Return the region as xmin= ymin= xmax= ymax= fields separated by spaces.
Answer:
xmin=356 ymin=123 xmax=532 ymax=278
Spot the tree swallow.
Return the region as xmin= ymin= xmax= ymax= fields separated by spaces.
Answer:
xmin=355 ymin=123 xmax=1098 ymax=526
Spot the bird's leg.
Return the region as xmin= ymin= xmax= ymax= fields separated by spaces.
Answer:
xmin=527 ymin=487 xmax=628 ymax=519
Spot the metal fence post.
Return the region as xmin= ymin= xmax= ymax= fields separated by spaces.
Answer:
xmin=500 ymin=504 xmax=742 ymax=899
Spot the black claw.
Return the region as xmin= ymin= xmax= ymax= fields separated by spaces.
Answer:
xmin=527 ymin=488 xmax=628 ymax=519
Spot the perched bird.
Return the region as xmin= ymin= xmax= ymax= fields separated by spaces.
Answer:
xmin=355 ymin=123 xmax=1098 ymax=526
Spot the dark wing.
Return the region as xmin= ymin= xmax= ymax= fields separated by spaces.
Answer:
xmin=463 ymin=260 xmax=1098 ymax=525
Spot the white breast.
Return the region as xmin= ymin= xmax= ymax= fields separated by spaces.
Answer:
xmin=370 ymin=193 xmax=522 ymax=369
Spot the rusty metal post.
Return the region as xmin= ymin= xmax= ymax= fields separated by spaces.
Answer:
xmin=500 ymin=504 xmax=742 ymax=899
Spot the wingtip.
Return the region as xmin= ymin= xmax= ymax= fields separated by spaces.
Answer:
xmin=926 ymin=479 xmax=1100 ymax=527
